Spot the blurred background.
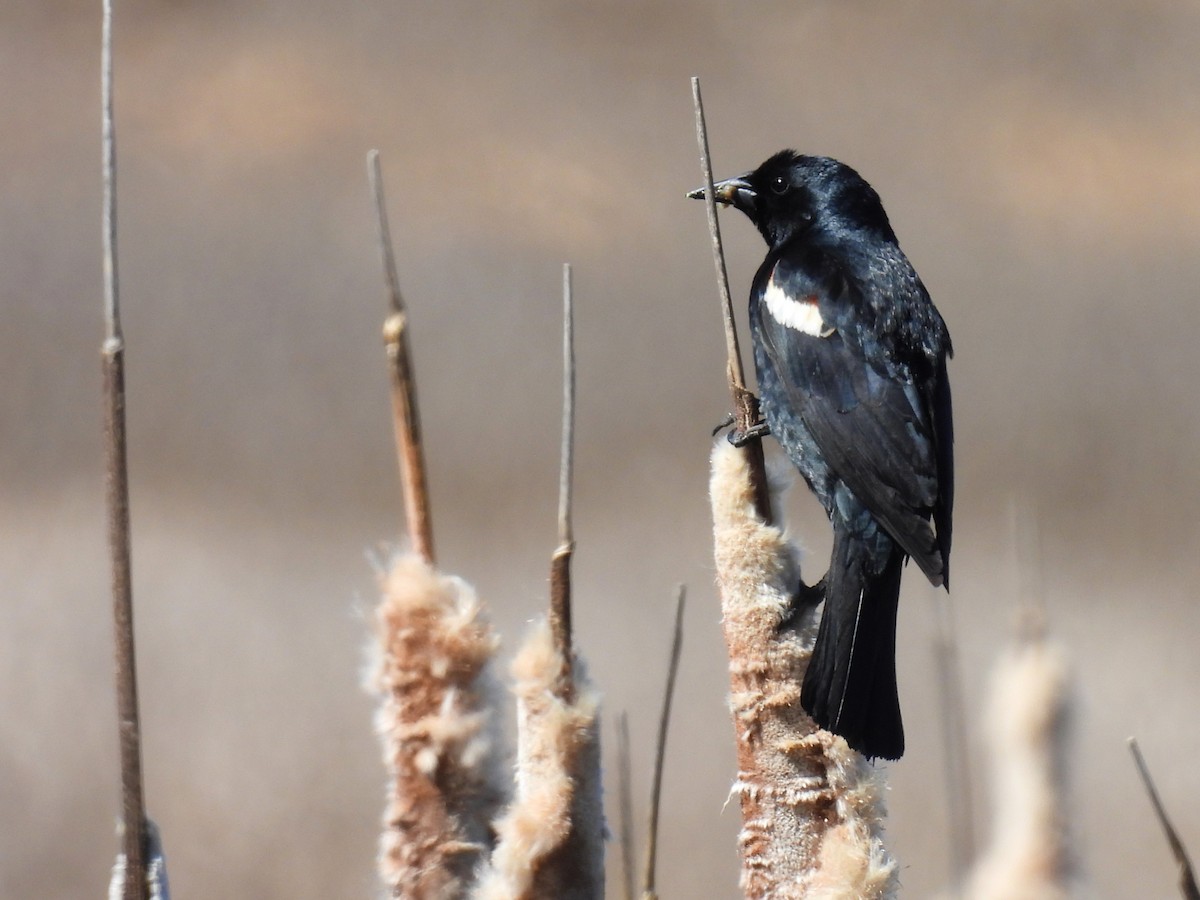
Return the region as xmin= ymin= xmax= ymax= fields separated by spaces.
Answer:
xmin=4 ymin=1 xmax=1199 ymax=896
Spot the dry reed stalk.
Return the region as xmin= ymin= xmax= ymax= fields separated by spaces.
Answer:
xmin=1129 ymin=738 xmax=1200 ymax=900
xmin=109 ymin=820 xmax=170 ymax=900
xmin=369 ymin=554 xmax=505 ymax=899
xmin=473 ymin=621 xmax=604 ymax=900
xmin=964 ymin=624 xmax=1073 ymax=900
xmin=466 ymin=265 xmax=603 ymax=898
xmin=616 ymin=712 xmax=637 ymax=900
xmin=710 ymin=440 xmax=897 ymax=900
xmin=548 ymin=263 xmax=576 ymax=698
xmin=691 ymin=77 xmax=772 ymax=523
xmin=101 ymin=2 xmax=150 ymax=896
xmin=641 ymin=587 xmax=686 ymax=900
xmin=369 ymin=150 xmax=437 ymax=564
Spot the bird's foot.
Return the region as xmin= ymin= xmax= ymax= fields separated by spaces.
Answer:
xmin=795 ymin=575 xmax=826 ymax=608
xmin=727 ymin=420 xmax=771 ymax=447
xmin=777 ymin=576 xmax=827 ymax=630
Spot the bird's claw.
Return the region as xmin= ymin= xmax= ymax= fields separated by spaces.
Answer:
xmin=727 ymin=421 xmax=771 ymax=447
xmin=711 ymin=413 xmax=735 ymax=437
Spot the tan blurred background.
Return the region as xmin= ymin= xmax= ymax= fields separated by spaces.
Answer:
xmin=4 ymin=1 xmax=1200 ymax=896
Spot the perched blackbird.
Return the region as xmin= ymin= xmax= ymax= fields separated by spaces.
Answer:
xmin=691 ymin=151 xmax=953 ymax=759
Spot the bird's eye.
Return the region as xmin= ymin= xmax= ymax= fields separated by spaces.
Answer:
xmin=770 ymin=175 xmax=789 ymax=195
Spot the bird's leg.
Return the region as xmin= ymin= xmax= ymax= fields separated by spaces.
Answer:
xmin=777 ymin=575 xmax=827 ymax=630
xmin=716 ymin=386 xmax=771 ymax=444
xmin=795 ymin=575 xmax=826 ymax=608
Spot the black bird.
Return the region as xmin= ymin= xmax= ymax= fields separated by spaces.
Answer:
xmin=690 ymin=151 xmax=953 ymax=759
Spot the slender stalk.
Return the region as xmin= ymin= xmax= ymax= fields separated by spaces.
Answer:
xmin=690 ymin=77 xmax=771 ymax=522
xmin=1129 ymin=738 xmax=1200 ymax=900
xmin=933 ymin=592 xmax=976 ymax=892
xmin=616 ymin=712 xmax=637 ymax=900
xmin=1016 ymin=502 xmax=1048 ymax=640
xmin=690 ymin=79 xmax=744 ymax=393
xmin=102 ymin=2 xmax=147 ymax=897
xmin=557 ymin=263 xmax=575 ymax=552
xmin=642 ymin=586 xmax=686 ymax=900
xmin=102 ymin=0 xmax=120 ymax=341
xmin=368 ymin=150 xmax=435 ymax=563
xmin=548 ymin=263 xmax=575 ymax=696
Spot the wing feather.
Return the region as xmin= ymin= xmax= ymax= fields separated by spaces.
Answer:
xmin=755 ymin=252 xmax=949 ymax=583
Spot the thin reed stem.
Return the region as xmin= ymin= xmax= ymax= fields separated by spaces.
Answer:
xmin=1130 ymin=738 xmax=1200 ymax=900
xmin=616 ymin=712 xmax=636 ymax=900
xmin=690 ymin=77 xmax=771 ymax=522
xmin=368 ymin=150 xmax=436 ymax=563
xmin=102 ymin=3 xmax=147 ymax=897
xmin=548 ymin=264 xmax=576 ymax=697
xmin=641 ymin=587 xmax=686 ymax=899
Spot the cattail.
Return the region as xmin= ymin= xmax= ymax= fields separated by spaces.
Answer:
xmin=473 ymin=620 xmax=603 ymax=900
xmin=368 ymin=553 xmax=505 ymax=899
xmin=965 ymin=625 xmax=1073 ymax=900
xmin=710 ymin=440 xmax=897 ymax=899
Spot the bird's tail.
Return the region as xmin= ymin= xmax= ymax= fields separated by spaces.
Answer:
xmin=801 ymin=530 xmax=905 ymax=760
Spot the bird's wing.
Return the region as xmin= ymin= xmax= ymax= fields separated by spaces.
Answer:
xmin=754 ymin=253 xmax=947 ymax=583
xmin=930 ymin=353 xmax=953 ymax=585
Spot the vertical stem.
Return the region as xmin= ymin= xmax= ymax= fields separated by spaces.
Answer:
xmin=557 ymin=263 xmax=575 ymax=554
xmin=102 ymin=2 xmax=147 ymax=897
xmin=104 ymin=350 xmax=147 ymax=900
xmin=548 ymin=264 xmax=576 ymax=697
xmin=690 ymin=79 xmax=745 ymax=394
xmin=102 ymin=0 xmax=120 ymax=340
xmin=690 ymin=77 xmax=771 ymax=523
xmin=1129 ymin=738 xmax=1200 ymax=900
xmin=642 ymin=586 xmax=686 ymax=899
xmin=368 ymin=151 xmax=436 ymax=564
xmin=933 ymin=593 xmax=975 ymax=891
xmin=616 ymin=712 xmax=637 ymax=900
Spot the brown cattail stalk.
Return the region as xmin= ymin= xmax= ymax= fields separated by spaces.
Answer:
xmin=548 ymin=263 xmax=576 ymax=697
xmin=964 ymin=624 xmax=1073 ymax=900
xmin=474 ymin=271 xmax=602 ymax=896
xmin=641 ymin=586 xmax=686 ymax=900
xmin=616 ymin=712 xmax=637 ymax=900
xmin=710 ymin=441 xmax=897 ymax=899
xmin=101 ymin=2 xmax=148 ymax=896
xmin=369 ymin=150 xmax=436 ymax=564
xmin=369 ymin=555 xmax=505 ymax=899
xmin=1128 ymin=738 xmax=1199 ymax=900
xmin=109 ymin=820 xmax=170 ymax=900
xmin=473 ymin=621 xmax=604 ymax=899
xmin=691 ymin=76 xmax=771 ymax=523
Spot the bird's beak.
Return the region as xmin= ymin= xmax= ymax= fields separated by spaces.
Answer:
xmin=687 ymin=175 xmax=757 ymax=215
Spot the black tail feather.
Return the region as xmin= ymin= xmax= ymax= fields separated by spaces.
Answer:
xmin=800 ymin=530 xmax=905 ymax=760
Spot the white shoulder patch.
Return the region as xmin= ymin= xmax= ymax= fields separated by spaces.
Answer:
xmin=763 ymin=269 xmax=831 ymax=337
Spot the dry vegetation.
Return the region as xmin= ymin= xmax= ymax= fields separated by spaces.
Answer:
xmin=86 ymin=9 xmax=1197 ymax=897
xmin=352 ymin=433 xmax=1088 ymax=899
xmin=711 ymin=441 xmax=897 ymax=899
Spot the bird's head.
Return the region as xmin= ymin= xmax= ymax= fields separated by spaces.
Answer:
xmin=689 ymin=150 xmax=896 ymax=249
